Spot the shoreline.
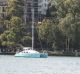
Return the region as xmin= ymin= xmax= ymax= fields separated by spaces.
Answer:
xmin=0 ymin=51 xmax=80 ymax=57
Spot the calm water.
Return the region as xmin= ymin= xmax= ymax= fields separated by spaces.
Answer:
xmin=0 ymin=55 xmax=80 ymax=74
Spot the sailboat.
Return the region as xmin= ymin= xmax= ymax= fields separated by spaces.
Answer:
xmin=14 ymin=47 xmax=48 ymax=58
xmin=15 ymin=3 xmax=48 ymax=58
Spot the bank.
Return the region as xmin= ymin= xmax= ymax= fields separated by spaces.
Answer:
xmin=0 ymin=47 xmax=80 ymax=57
xmin=47 ymin=50 xmax=80 ymax=57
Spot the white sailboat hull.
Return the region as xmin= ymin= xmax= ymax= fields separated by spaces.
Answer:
xmin=15 ymin=53 xmax=48 ymax=58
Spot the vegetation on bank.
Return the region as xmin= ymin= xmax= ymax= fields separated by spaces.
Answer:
xmin=40 ymin=0 xmax=80 ymax=52
xmin=0 ymin=0 xmax=80 ymax=55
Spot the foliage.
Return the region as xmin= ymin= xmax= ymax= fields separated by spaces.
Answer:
xmin=6 ymin=0 xmax=24 ymax=19
xmin=21 ymin=36 xmax=32 ymax=47
xmin=38 ymin=0 xmax=80 ymax=52
xmin=0 ymin=30 xmax=16 ymax=46
xmin=38 ymin=19 xmax=53 ymax=43
xmin=0 ymin=0 xmax=80 ymax=53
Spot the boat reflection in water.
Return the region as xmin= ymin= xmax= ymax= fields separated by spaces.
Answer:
xmin=15 ymin=47 xmax=48 ymax=58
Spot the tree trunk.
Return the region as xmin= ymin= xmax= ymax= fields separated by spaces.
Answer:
xmin=67 ymin=37 xmax=70 ymax=52
xmin=66 ymin=36 xmax=68 ymax=51
xmin=66 ymin=36 xmax=70 ymax=52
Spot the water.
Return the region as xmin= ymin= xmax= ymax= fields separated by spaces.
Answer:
xmin=0 ymin=55 xmax=80 ymax=74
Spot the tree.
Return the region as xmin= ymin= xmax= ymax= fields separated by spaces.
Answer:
xmin=44 ymin=0 xmax=80 ymax=52
xmin=0 ymin=16 xmax=24 ymax=47
xmin=57 ymin=0 xmax=80 ymax=52
xmin=46 ymin=0 xmax=57 ymax=18
xmin=9 ymin=16 xmax=24 ymax=43
xmin=0 ymin=19 xmax=5 ymax=34
xmin=0 ymin=30 xmax=16 ymax=46
xmin=10 ymin=16 xmax=22 ymax=28
xmin=6 ymin=0 xmax=24 ymax=19
xmin=21 ymin=36 xmax=32 ymax=47
xmin=0 ymin=0 xmax=25 ymax=50
xmin=38 ymin=19 xmax=53 ymax=49
xmin=58 ymin=13 xmax=75 ymax=51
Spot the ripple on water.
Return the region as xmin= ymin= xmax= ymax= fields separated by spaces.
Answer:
xmin=0 ymin=56 xmax=80 ymax=74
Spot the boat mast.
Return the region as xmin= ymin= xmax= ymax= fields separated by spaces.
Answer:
xmin=32 ymin=0 xmax=34 ymax=50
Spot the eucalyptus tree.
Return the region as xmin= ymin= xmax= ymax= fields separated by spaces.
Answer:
xmin=47 ymin=0 xmax=80 ymax=51
xmin=57 ymin=0 xmax=80 ymax=51
xmin=38 ymin=19 xmax=54 ymax=49
xmin=58 ymin=13 xmax=75 ymax=51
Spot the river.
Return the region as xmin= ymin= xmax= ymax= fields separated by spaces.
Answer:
xmin=0 ymin=55 xmax=80 ymax=74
